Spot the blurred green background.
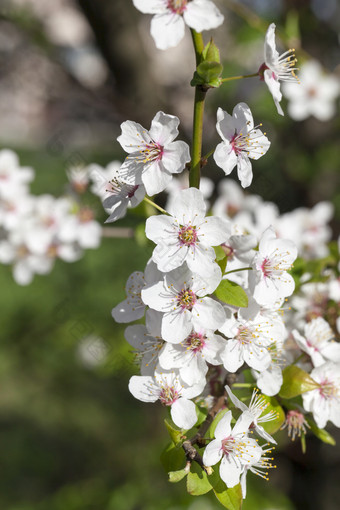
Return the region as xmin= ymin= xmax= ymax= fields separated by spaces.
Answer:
xmin=0 ymin=1 xmax=339 ymax=509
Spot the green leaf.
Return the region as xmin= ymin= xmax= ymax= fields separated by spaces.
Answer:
xmin=208 ymin=409 xmax=229 ymax=439
xmin=168 ymin=468 xmax=188 ymax=483
xmin=186 ymin=462 xmax=213 ymax=496
xmin=214 ymin=245 xmax=226 ymax=261
xmin=202 ymin=39 xmax=221 ymax=63
xmin=195 ymin=405 xmax=209 ymax=427
xmin=257 ymin=395 xmax=285 ymax=435
xmin=209 ymin=470 xmax=242 ymax=510
xmin=306 ymin=418 xmax=336 ymax=446
xmin=214 ymin=279 xmax=248 ymax=308
xmin=279 ymin=366 xmax=319 ymax=399
xmin=164 ymin=419 xmax=185 ymax=446
xmin=160 ymin=442 xmax=186 ymax=472
xmin=217 ymin=257 xmax=227 ymax=275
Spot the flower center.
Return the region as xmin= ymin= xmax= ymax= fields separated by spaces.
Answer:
xmin=184 ymin=332 xmax=206 ymax=353
xmin=167 ymin=0 xmax=187 ymax=14
xmin=236 ymin=325 xmax=254 ymax=345
xmin=178 ymin=225 xmax=197 ymax=246
xmin=139 ymin=142 xmax=164 ymax=164
xmin=230 ymin=122 xmax=266 ymax=158
xmin=319 ymin=379 xmax=338 ymax=400
xmin=177 ymin=287 xmax=197 ymax=310
xmin=159 ymin=386 xmax=179 ymax=406
xmin=281 ymin=410 xmax=310 ymax=441
xmin=221 ymin=436 xmax=236 ymax=456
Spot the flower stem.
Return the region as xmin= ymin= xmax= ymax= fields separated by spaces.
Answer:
xmin=190 ymin=29 xmax=206 ymax=190
xmin=143 ymin=196 xmax=168 ymax=215
xmin=221 ymin=72 xmax=259 ymax=83
xmin=224 ymin=267 xmax=252 ymax=275
xmin=201 ymin=147 xmax=215 ymax=161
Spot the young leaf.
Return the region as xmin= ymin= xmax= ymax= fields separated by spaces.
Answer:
xmin=186 ymin=462 xmax=213 ymax=496
xmin=306 ymin=418 xmax=336 ymax=446
xmin=210 ymin=470 xmax=242 ymax=510
xmin=256 ymin=395 xmax=285 ymax=435
xmin=279 ymin=365 xmax=319 ymax=399
xmin=214 ymin=279 xmax=248 ymax=308
xmin=202 ymin=39 xmax=221 ymax=63
xmin=164 ymin=419 xmax=185 ymax=447
xmin=160 ymin=442 xmax=186 ymax=472
xmin=169 ymin=468 xmax=188 ymax=483
xmin=208 ymin=409 xmax=229 ymax=439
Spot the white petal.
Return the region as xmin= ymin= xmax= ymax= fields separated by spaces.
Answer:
xmin=171 ymin=398 xmax=198 ymax=429
xmin=213 ymin=142 xmax=238 ymax=175
xmin=236 ymin=153 xmax=253 ymax=188
xmin=149 ymin=111 xmax=179 ymax=145
xmin=184 ymin=0 xmax=224 ymax=31
xmin=202 ymin=438 xmax=223 ymax=466
xmin=220 ymin=456 xmax=242 ymax=488
xmin=150 ymin=12 xmax=185 ymax=50
xmin=128 ymin=375 xmax=159 ymax=402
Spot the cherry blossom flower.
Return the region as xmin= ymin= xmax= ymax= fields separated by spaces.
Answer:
xmin=260 ymin=23 xmax=299 ymax=116
xmin=219 ymin=304 xmax=280 ymax=373
xmin=203 ymin=410 xmax=262 ymax=488
xmin=88 ymin=161 xmax=122 ymax=200
xmin=141 ymin=263 xmax=225 ymax=343
xmin=128 ymin=370 xmax=204 ymax=429
xmin=302 ymin=362 xmax=340 ymax=429
xmin=250 ymin=226 xmax=297 ymax=306
xmin=133 ymin=0 xmax=224 ymax=50
xmin=225 ymin=386 xmax=277 ymax=444
xmin=293 ymin=317 xmax=340 ymax=367
xmin=146 ymin=187 xmax=230 ymax=275
xmin=213 ymin=104 xmax=270 ymax=188
xmin=282 ymin=60 xmax=340 ymax=121
xmin=117 ymin=111 xmax=190 ymax=196
xmin=158 ymin=319 xmax=225 ymax=385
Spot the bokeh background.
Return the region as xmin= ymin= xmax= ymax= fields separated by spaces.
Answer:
xmin=0 ymin=0 xmax=339 ymax=509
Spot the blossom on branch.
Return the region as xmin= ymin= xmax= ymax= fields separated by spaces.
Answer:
xmin=117 ymin=111 xmax=190 ymax=196
xmin=132 ymin=0 xmax=224 ymax=50
xmin=146 ymin=187 xmax=230 ymax=275
xmin=213 ymin=104 xmax=270 ymax=188
xmin=203 ymin=410 xmax=262 ymax=488
xmin=260 ymin=23 xmax=299 ymax=116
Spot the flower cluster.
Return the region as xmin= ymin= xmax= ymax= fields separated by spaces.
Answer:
xmin=106 ymin=6 xmax=340 ymax=503
xmin=0 ymin=150 xmax=102 ymax=285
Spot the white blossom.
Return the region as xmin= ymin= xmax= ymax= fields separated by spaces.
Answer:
xmin=141 ymin=263 xmax=225 ymax=343
xmin=117 ymin=111 xmax=190 ymax=196
xmin=203 ymin=410 xmax=262 ymax=488
xmin=133 ymin=0 xmax=224 ymax=50
xmin=293 ymin=317 xmax=340 ymax=367
xmin=302 ymin=362 xmax=340 ymax=429
xmin=146 ymin=187 xmax=229 ymax=275
xmin=214 ymin=104 xmax=270 ymax=188
xmin=261 ymin=23 xmax=299 ymax=116
xmin=128 ymin=370 xmax=204 ymax=429
xmin=282 ymin=60 xmax=339 ymax=121
xmin=250 ymin=226 xmax=297 ymax=306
